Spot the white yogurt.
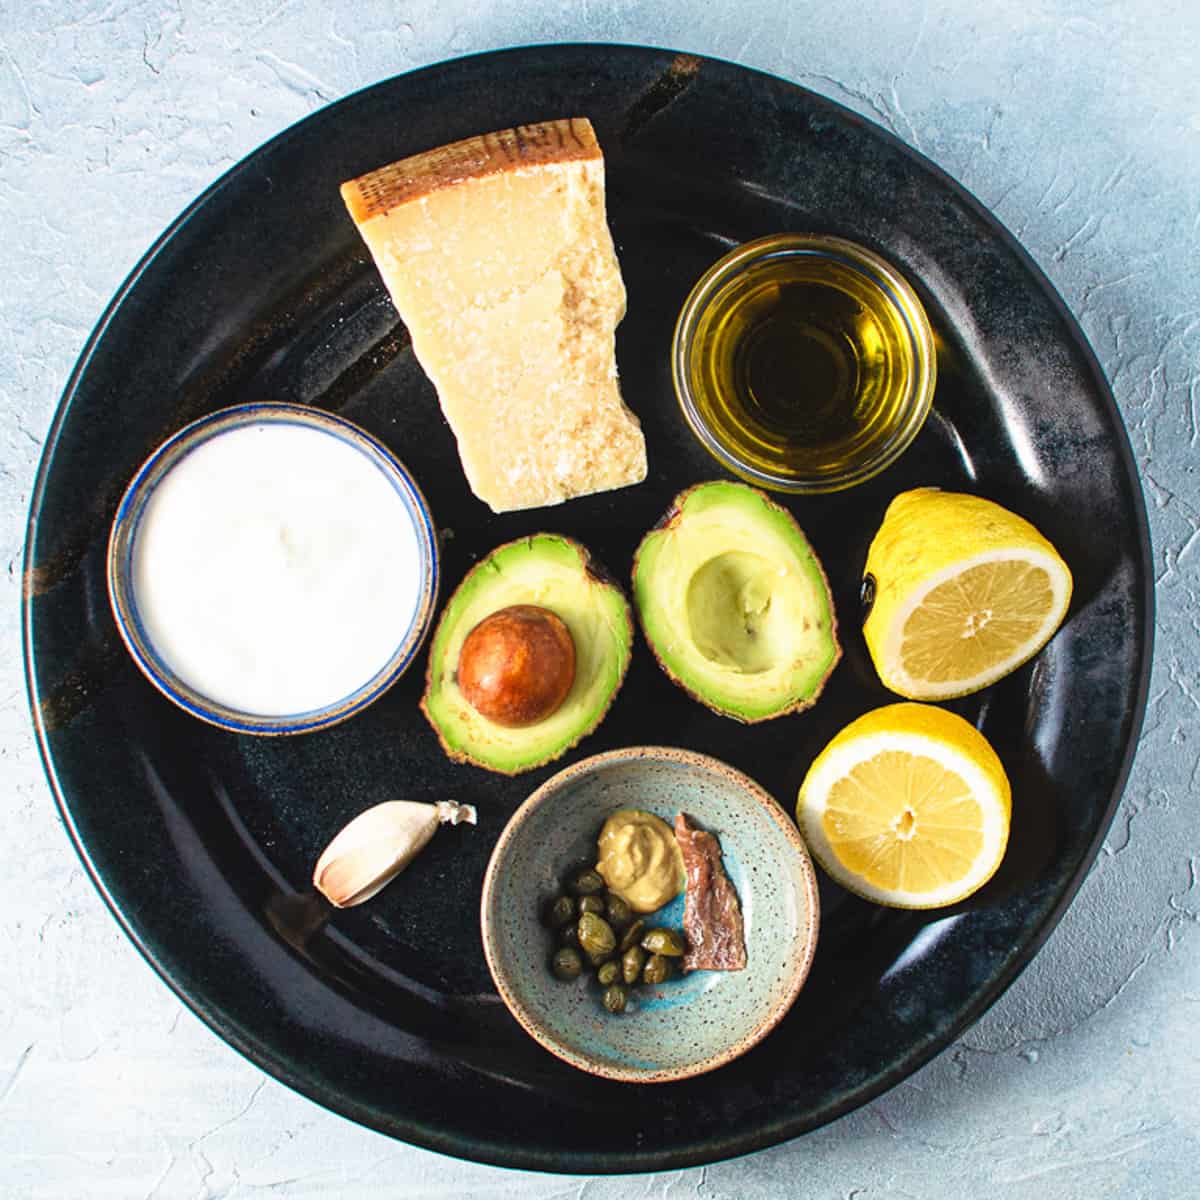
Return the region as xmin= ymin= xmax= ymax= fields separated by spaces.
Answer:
xmin=132 ymin=421 xmax=424 ymax=717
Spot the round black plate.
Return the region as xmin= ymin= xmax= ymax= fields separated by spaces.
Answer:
xmin=24 ymin=45 xmax=1152 ymax=1173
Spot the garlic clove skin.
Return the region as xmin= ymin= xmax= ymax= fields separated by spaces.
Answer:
xmin=313 ymin=799 xmax=476 ymax=908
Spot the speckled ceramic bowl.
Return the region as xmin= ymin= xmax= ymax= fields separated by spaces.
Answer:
xmin=480 ymin=747 xmax=820 ymax=1082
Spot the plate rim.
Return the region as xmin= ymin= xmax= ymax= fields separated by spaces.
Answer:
xmin=22 ymin=42 xmax=1155 ymax=1174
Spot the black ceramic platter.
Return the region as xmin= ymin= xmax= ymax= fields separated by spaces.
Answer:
xmin=24 ymin=46 xmax=1152 ymax=1172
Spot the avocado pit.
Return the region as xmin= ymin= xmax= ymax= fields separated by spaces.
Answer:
xmin=457 ymin=604 xmax=576 ymax=727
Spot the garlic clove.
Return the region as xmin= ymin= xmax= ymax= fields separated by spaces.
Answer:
xmin=313 ymin=799 xmax=476 ymax=908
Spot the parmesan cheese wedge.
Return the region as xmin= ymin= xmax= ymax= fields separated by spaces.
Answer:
xmin=340 ymin=118 xmax=648 ymax=513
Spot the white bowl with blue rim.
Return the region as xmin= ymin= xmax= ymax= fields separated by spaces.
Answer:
xmin=480 ymin=746 xmax=821 ymax=1082
xmin=107 ymin=402 xmax=439 ymax=735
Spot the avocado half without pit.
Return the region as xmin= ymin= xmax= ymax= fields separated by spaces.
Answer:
xmin=632 ymin=481 xmax=841 ymax=721
xmin=421 ymin=535 xmax=633 ymax=773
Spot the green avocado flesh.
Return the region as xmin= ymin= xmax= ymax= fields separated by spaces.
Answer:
xmin=633 ymin=482 xmax=840 ymax=721
xmin=421 ymin=535 xmax=633 ymax=773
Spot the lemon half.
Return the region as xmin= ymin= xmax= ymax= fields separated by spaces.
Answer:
xmin=797 ymin=703 xmax=1011 ymax=909
xmin=863 ymin=489 xmax=1072 ymax=700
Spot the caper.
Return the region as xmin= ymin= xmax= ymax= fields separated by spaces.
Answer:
xmin=596 ymin=960 xmax=620 ymax=986
xmin=551 ymin=947 xmax=583 ymax=981
xmin=621 ymin=945 xmax=645 ymax=985
xmin=557 ymin=920 xmax=581 ymax=948
xmin=604 ymin=893 xmax=633 ymax=929
xmin=543 ymin=894 xmax=576 ymax=928
xmin=617 ymin=918 xmax=646 ymax=953
xmin=602 ymin=983 xmax=629 ymax=1014
xmin=566 ymin=866 xmax=605 ymax=896
xmin=577 ymin=911 xmax=617 ymax=959
xmin=642 ymin=954 xmax=672 ymax=985
xmin=577 ymin=895 xmax=605 ymax=916
xmin=641 ymin=927 xmax=686 ymax=957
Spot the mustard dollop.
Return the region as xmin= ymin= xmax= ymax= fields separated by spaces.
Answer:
xmin=595 ymin=809 xmax=685 ymax=914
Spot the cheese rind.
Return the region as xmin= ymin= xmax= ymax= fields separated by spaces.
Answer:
xmin=341 ymin=118 xmax=647 ymax=513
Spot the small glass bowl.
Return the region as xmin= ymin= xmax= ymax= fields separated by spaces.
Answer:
xmin=107 ymin=403 xmax=439 ymax=736
xmin=672 ymin=233 xmax=937 ymax=494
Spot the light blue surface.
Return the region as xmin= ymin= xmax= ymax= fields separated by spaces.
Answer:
xmin=2 ymin=2 xmax=1198 ymax=1195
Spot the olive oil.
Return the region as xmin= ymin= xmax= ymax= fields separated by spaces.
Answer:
xmin=674 ymin=236 xmax=935 ymax=493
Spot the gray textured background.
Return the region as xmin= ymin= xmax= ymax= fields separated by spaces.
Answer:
xmin=3 ymin=2 xmax=1198 ymax=1196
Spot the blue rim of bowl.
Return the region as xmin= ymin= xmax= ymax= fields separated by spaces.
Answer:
xmin=479 ymin=745 xmax=821 ymax=1083
xmin=671 ymin=232 xmax=937 ymax=494
xmin=106 ymin=402 xmax=440 ymax=736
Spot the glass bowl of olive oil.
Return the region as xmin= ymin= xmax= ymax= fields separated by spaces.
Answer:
xmin=672 ymin=234 xmax=936 ymax=493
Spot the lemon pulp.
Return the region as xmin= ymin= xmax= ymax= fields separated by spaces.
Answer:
xmin=797 ymin=702 xmax=1011 ymax=909
xmin=863 ymin=489 xmax=1072 ymax=700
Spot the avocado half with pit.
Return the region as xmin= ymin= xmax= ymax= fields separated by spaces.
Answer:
xmin=632 ymin=482 xmax=840 ymax=721
xmin=421 ymin=535 xmax=633 ymax=774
